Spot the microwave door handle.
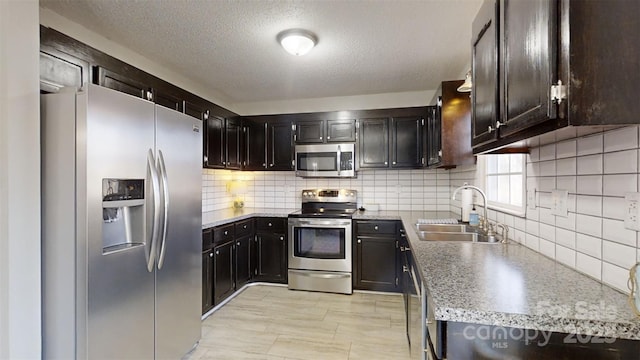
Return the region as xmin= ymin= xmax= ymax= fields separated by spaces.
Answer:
xmin=336 ymin=145 xmax=341 ymax=176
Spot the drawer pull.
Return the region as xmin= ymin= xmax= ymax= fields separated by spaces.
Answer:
xmin=280 ymin=236 xmax=284 ymax=241
xmin=243 ymin=225 xmax=247 ymax=229
xmin=357 ymin=239 xmax=361 ymax=244
xmin=224 ymin=230 xmax=228 ymax=235
xmin=374 ymin=225 xmax=379 ymax=231
xmin=268 ymin=222 xmax=272 ymax=227
xmin=209 ymin=253 xmax=213 ymax=258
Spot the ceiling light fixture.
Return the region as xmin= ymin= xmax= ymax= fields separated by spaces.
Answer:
xmin=457 ymin=70 xmax=472 ymax=92
xmin=277 ymin=29 xmax=318 ymax=56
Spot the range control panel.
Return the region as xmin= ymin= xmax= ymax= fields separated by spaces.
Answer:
xmin=301 ymin=189 xmax=357 ymax=203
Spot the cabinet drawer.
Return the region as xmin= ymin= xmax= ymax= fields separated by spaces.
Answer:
xmin=256 ymin=217 xmax=286 ymax=232
xmin=355 ymin=220 xmax=397 ymax=235
xmin=213 ymin=223 xmax=234 ymax=245
xmin=202 ymin=228 xmax=213 ymax=250
xmin=235 ymin=218 xmax=254 ymax=238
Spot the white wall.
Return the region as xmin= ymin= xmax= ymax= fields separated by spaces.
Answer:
xmin=450 ymin=126 xmax=640 ymax=295
xmin=0 ymin=0 xmax=42 ymax=358
xmin=233 ymin=90 xmax=436 ymax=116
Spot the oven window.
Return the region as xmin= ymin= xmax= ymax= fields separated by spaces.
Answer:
xmin=294 ymin=228 xmax=345 ymax=259
xmin=297 ymin=152 xmax=337 ymax=172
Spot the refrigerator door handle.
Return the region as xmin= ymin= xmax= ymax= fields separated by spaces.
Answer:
xmin=147 ymin=149 xmax=161 ymax=272
xmin=157 ymin=149 xmax=170 ymax=269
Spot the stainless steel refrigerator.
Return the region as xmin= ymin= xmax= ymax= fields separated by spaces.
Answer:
xmin=42 ymin=84 xmax=202 ymax=359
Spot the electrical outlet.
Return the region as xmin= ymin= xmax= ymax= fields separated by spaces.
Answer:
xmin=551 ymin=189 xmax=568 ymax=217
xmin=527 ymin=188 xmax=536 ymax=210
xmin=624 ymin=193 xmax=640 ymax=231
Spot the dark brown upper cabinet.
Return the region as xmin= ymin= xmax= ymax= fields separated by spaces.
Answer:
xmin=472 ymin=0 xmax=640 ymax=154
xmin=358 ymin=118 xmax=390 ymax=169
xmin=471 ymin=0 xmax=499 ymax=149
xmin=241 ymin=118 xmax=293 ymax=171
xmin=225 ymin=118 xmax=242 ymax=170
xmin=294 ymin=119 xmax=356 ymax=144
xmin=204 ymin=115 xmax=224 ymax=168
xmin=267 ymin=121 xmax=294 ymax=170
xmin=390 ymin=116 xmax=423 ymax=169
xmin=429 ymin=81 xmax=475 ymax=169
xmin=358 ymin=109 xmax=426 ymax=170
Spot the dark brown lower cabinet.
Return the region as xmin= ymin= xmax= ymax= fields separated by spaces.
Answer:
xmin=213 ymin=241 xmax=234 ymax=306
xmin=353 ymin=220 xmax=400 ymax=292
xmin=202 ymin=248 xmax=213 ymax=314
xmin=253 ymin=232 xmax=287 ymax=283
xmin=235 ymin=235 xmax=252 ymax=288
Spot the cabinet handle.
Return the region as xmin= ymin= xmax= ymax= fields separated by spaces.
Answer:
xmin=327 ymin=136 xmax=331 ymax=140
xmin=392 ymin=161 xmax=396 ymax=165
xmin=243 ymin=225 xmax=247 ymax=229
xmin=357 ymin=239 xmax=361 ymax=244
xmin=438 ymin=150 xmax=442 ymax=157
xmin=374 ymin=225 xmax=379 ymax=230
xmin=270 ymin=163 xmax=274 ymax=167
xmin=262 ymin=163 xmax=266 ymax=167
xmin=209 ymin=253 xmax=213 ymax=258
xmin=237 ymin=242 xmax=240 ymax=246
xmin=224 ymin=230 xmax=228 ymax=235
xmin=216 ymin=250 xmax=219 ymax=255
xmin=223 ymin=161 xmax=226 ymax=165
xmin=320 ymin=136 xmax=323 ymax=140
xmin=496 ymin=120 xmax=504 ymax=129
xmin=384 ymin=161 xmax=388 ymax=165
xmin=268 ymin=223 xmax=272 ymax=227
xmin=280 ymin=236 xmax=284 ymax=241
xmin=488 ymin=125 xmax=494 ymax=133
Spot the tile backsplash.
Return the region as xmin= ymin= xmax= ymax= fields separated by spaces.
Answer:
xmin=202 ymin=168 xmax=451 ymax=212
xmin=450 ymin=126 xmax=640 ymax=295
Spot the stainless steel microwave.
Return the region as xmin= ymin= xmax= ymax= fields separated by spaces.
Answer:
xmin=295 ymin=143 xmax=356 ymax=178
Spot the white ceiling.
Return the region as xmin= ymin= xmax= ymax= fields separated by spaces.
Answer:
xmin=40 ymin=0 xmax=482 ymax=106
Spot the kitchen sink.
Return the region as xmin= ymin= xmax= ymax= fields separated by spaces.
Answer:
xmin=415 ymin=223 xmax=502 ymax=243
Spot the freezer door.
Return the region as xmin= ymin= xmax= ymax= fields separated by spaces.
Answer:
xmin=85 ymin=85 xmax=156 ymax=359
xmin=155 ymin=105 xmax=203 ymax=358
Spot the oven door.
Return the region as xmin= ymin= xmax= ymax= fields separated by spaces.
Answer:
xmin=288 ymin=218 xmax=352 ymax=272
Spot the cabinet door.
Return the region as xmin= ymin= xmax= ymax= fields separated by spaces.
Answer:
xmin=268 ymin=121 xmax=294 ymax=170
xmin=235 ymin=235 xmax=252 ymax=289
xmin=499 ymin=0 xmax=557 ymax=136
xmin=226 ymin=118 xmax=242 ymax=170
xmin=390 ymin=116 xmax=423 ymax=168
xmin=358 ymin=118 xmax=389 ymax=168
xmin=95 ymin=66 xmax=151 ymax=100
xmin=202 ymin=249 xmax=213 ymax=314
xmin=204 ymin=116 xmax=225 ymax=168
xmin=243 ymin=119 xmax=266 ymax=170
xmin=295 ymin=120 xmax=324 ymax=144
xmin=471 ymin=0 xmax=500 ymax=148
xmin=213 ymin=241 xmax=234 ymax=305
xmin=426 ymin=105 xmax=441 ymax=167
xmin=326 ymin=119 xmax=356 ymax=142
xmin=154 ymin=89 xmax=183 ymax=112
xmin=39 ymin=47 xmax=89 ymax=93
xmin=254 ymin=233 xmax=287 ymax=283
xmin=354 ymin=235 xmax=399 ymax=292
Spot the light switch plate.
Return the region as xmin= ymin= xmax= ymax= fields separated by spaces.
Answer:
xmin=527 ymin=189 xmax=536 ymax=210
xmin=624 ymin=192 xmax=640 ymax=231
xmin=551 ymin=189 xmax=568 ymax=217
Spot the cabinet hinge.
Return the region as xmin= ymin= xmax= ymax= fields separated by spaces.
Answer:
xmin=421 ymin=157 xmax=425 ymax=165
xmin=551 ymin=80 xmax=567 ymax=104
xmin=291 ymin=159 xmax=295 ymax=167
xmin=292 ymin=124 xmax=296 ymax=131
xmin=395 ymin=278 xmax=399 ymax=286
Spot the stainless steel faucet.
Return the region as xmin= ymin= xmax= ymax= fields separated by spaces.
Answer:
xmin=451 ymin=184 xmax=491 ymax=234
xmin=495 ymin=223 xmax=510 ymax=244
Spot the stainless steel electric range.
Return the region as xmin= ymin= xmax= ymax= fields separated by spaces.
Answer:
xmin=287 ymin=189 xmax=357 ymax=294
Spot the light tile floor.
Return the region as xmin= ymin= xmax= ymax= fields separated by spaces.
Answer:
xmin=185 ymin=285 xmax=411 ymax=360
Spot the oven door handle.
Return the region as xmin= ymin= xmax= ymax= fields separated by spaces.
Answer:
xmin=290 ymin=270 xmax=351 ymax=279
xmin=291 ymin=219 xmax=352 ymax=227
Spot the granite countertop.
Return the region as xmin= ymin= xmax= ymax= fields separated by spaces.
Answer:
xmin=202 ymin=207 xmax=297 ymax=228
xmin=393 ymin=213 xmax=640 ymax=341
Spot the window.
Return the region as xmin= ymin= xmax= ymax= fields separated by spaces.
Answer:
xmin=481 ymin=153 xmax=526 ymax=216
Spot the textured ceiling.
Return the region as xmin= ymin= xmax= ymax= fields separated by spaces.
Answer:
xmin=40 ymin=0 xmax=482 ymax=104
